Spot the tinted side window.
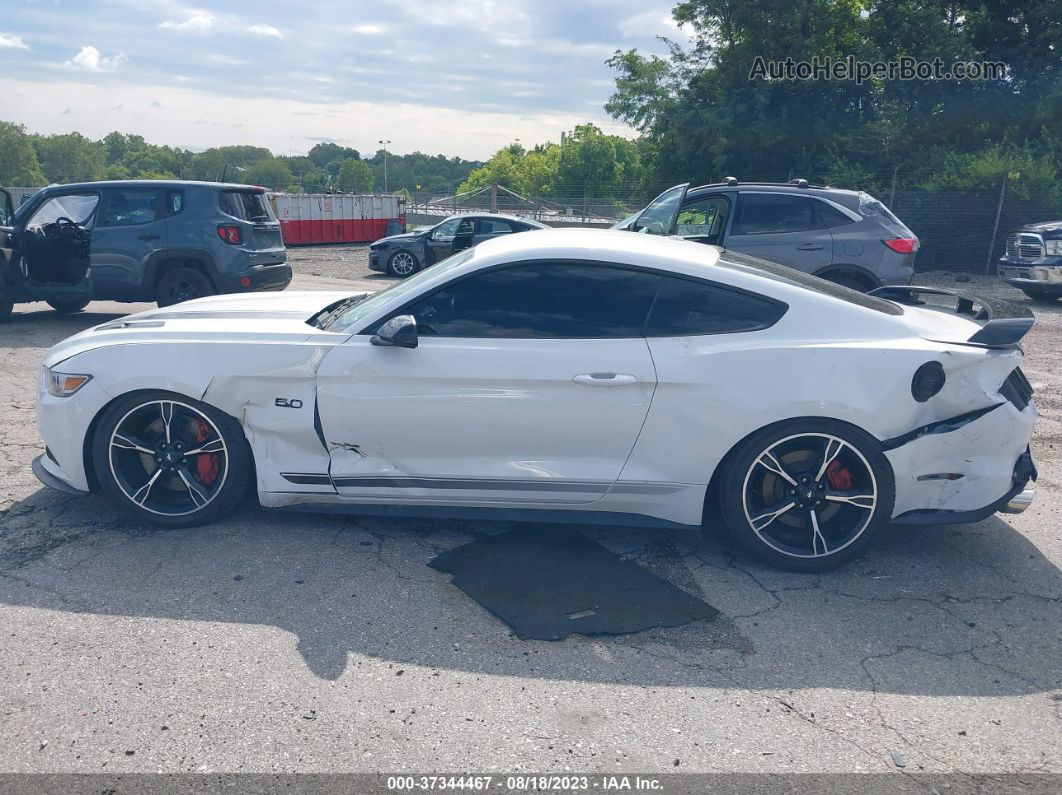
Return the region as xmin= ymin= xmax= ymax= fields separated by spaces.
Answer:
xmin=479 ymin=219 xmax=514 ymax=234
xmin=733 ymin=194 xmax=819 ymax=235
xmin=646 ymin=277 xmax=786 ymax=336
xmin=815 ymin=201 xmax=855 ymax=228
xmin=405 ymin=263 xmax=662 ymax=338
xmin=100 ymin=189 xmax=163 ymax=227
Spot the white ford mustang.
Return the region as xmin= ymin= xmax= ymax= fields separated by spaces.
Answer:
xmin=34 ymin=229 xmax=1037 ymax=570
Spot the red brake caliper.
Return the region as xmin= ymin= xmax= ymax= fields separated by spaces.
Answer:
xmin=826 ymin=459 xmax=853 ymax=490
xmin=194 ymin=420 xmax=220 ymax=486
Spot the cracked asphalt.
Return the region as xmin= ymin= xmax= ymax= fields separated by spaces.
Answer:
xmin=0 ymin=248 xmax=1059 ymax=777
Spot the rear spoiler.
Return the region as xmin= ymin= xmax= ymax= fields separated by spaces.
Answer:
xmin=870 ymin=285 xmax=1034 ymax=347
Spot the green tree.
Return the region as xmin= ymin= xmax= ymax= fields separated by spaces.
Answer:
xmin=243 ymin=156 xmax=294 ymax=189
xmin=336 ymin=158 xmax=374 ymax=192
xmin=34 ymin=132 xmax=106 ymax=183
xmin=0 ymin=122 xmax=46 ymax=185
xmin=607 ymin=0 xmax=1062 ymax=190
xmin=308 ymin=142 xmax=361 ymax=168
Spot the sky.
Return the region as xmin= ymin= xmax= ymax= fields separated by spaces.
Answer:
xmin=0 ymin=0 xmax=682 ymax=160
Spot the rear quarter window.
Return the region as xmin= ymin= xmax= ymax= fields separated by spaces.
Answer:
xmin=717 ymin=251 xmax=903 ymax=316
xmin=646 ymin=276 xmax=786 ymax=336
xmin=815 ymin=201 xmax=856 ymax=228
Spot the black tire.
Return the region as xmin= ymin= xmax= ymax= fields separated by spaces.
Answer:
xmin=820 ymin=272 xmax=873 ymax=292
xmin=387 ymin=250 xmax=420 ymax=278
xmin=156 ymin=267 xmax=214 ymax=307
xmin=1020 ymin=288 xmax=1060 ymax=303
xmin=47 ymin=299 xmax=90 ymax=314
xmin=91 ymin=390 xmax=253 ymax=528
xmin=717 ymin=418 xmax=895 ymax=572
xmin=0 ymin=299 xmax=12 ymax=322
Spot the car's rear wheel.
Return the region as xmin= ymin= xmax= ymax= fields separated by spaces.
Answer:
xmin=820 ymin=271 xmax=874 ymax=292
xmin=718 ymin=419 xmax=894 ymax=571
xmin=0 ymin=298 xmax=12 ymax=322
xmin=47 ymin=299 xmax=90 ymax=314
xmin=92 ymin=391 xmax=253 ymax=527
xmin=156 ymin=268 xmax=214 ymax=307
xmin=387 ymin=250 xmax=419 ymax=278
xmin=1020 ymin=288 xmax=1060 ymax=303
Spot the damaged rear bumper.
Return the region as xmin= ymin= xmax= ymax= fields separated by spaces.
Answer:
xmin=891 ymin=446 xmax=1037 ymax=525
xmin=885 ymin=388 xmax=1036 ymax=525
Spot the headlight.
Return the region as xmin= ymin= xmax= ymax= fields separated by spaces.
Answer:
xmin=1045 ymin=240 xmax=1062 ymax=256
xmin=43 ymin=367 xmax=92 ymax=397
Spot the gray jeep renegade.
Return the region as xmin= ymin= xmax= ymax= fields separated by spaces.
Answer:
xmin=615 ymin=178 xmax=918 ymax=291
xmin=0 ymin=180 xmax=290 ymax=320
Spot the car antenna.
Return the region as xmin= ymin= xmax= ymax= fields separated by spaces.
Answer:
xmin=220 ymin=164 xmax=228 ymax=183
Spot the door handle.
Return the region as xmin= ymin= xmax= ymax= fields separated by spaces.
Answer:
xmin=138 ymin=233 xmax=161 ymax=241
xmin=795 ymin=243 xmax=823 ymax=250
xmin=573 ymin=373 xmax=638 ymax=386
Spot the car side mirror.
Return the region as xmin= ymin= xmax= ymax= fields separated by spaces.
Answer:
xmin=371 ymin=314 xmax=418 ymax=349
xmin=0 ymin=189 xmax=12 ymax=227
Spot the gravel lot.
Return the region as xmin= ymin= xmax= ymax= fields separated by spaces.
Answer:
xmin=0 ymin=246 xmax=1059 ymax=779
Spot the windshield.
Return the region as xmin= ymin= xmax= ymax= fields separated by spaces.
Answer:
xmin=322 ymin=248 xmax=477 ymax=332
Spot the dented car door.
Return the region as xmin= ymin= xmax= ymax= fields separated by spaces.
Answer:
xmin=314 ymin=262 xmax=661 ymax=505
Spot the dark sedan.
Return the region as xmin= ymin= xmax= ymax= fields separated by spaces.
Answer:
xmin=368 ymin=213 xmax=548 ymax=277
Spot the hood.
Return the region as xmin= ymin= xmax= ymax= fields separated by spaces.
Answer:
xmin=44 ymin=290 xmax=366 ymax=367
xmin=1013 ymin=220 xmax=1062 ymax=238
xmin=372 ymin=231 xmax=424 ymax=245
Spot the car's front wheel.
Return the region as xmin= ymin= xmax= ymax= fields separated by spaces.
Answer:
xmin=387 ymin=250 xmax=419 ymax=278
xmin=92 ymin=391 xmax=253 ymax=527
xmin=717 ymin=419 xmax=895 ymax=571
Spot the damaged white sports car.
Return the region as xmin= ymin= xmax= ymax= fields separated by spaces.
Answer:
xmin=35 ymin=229 xmax=1036 ymax=570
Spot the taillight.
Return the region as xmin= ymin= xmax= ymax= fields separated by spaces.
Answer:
xmin=884 ymin=237 xmax=918 ymax=254
xmin=217 ymin=224 xmax=242 ymax=244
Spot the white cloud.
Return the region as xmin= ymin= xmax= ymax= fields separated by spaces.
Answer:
xmin=158 ymin=11 xmax=215 ymax=34
xmin=4 ymin=78 xmax=634 ymax=161
xmin=618 ymin=8 xmax=681 ymax=39
xmin=64 ymin=45 xmax=127 ymax=71
xmin=248 ymin=24 xmax=283 ymax=39
xmin=0 ymin=32 xmax=29 ymax=49
xmin=350 ymin=24 xmax=384 ymax=35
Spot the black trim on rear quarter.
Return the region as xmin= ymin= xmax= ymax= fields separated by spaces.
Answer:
xmin=881 ymin=403 xmax=1004 ymax=451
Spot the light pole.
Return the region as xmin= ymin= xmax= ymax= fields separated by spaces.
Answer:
xmin=378 ymin=139 xmax=391 ymax=193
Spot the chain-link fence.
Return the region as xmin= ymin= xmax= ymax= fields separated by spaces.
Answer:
xmin=406 ymin=173 xmax=1061 ymax=273
xmin=9 ymin=172 xmax=1058 ymax=272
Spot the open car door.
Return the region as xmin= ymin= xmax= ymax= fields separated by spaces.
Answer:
xmin=0 ymin=189 xmax=13 ymax=296
xmin=627 ymin=183 xmax=689 ymax=236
